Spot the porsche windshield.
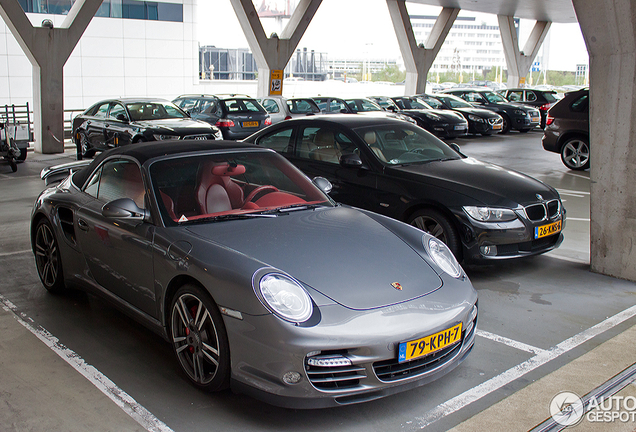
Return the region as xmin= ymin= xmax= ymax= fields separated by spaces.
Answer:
xmin=354 ymin=124 xmax=461 ymax=166
xmin=150 ymin=151 xmax=333 ymax=225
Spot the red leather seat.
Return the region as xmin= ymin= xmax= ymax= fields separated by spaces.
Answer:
xmin=196 ymin=163 xmax=246 ymax=214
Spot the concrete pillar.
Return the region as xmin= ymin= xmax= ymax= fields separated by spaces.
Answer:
xmin=498 ymin=16 xmax=551 ymax=88
xmin=230 ymin=0 xmax=322 ymax=98
xmin=0 ymin=0 xmax=102 ymax=154
xmin=572 ymin=0 xmax=636 ymax=282
xmin=387 ymin=0 xmax=458 ymax=95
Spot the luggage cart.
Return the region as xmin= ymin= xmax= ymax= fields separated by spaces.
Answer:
xmin=1 ymin=104 xmax=32 ymax=172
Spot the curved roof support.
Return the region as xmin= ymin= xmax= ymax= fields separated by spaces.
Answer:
xmin=0 ymin=0 xmax=103 ymax=153
xmin=387 ymin=0 xmax=459 ymax=95
xmin=498 ymin=15 xmax=551 ymax=88
xmin=230 ymin=0 xmax=322 ymax=98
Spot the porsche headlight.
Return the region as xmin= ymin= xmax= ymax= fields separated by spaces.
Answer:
xmin=463 ymin=206 xmax=517 ymax=222
xmin=259 ymin=273 xmax=313 ymax=323
xmin=424 ymin=112 xmax=441 ymax=121
xmin=426 ymin=237 xmax=462 ymax=278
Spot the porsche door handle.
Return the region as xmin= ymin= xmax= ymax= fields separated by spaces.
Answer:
xmin=77 ymin=219 xmax=89 ymax=231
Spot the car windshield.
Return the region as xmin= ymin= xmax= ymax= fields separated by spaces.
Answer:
xmin=126 ymin=102 xmax=187 ymax=121
xmin=438 ymin=95 xmax=473 ymax=109
xmin=150 ymin=151 xmax=333 ymax=225
xmin=394 ymin=97 xmax=433 ymax=110
xmin=345 ymin=99 xmax=383 ymax=112
xmin=354 ymin=124 xmax=461 ymax=166
xmin=482 ymin=91 xmax=507 ymax=103
xmin=220 ymin=99 xmax=266 ymax=114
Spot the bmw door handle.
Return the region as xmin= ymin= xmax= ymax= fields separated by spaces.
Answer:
xmin=77 ymin=219 xmax=89 ymax=231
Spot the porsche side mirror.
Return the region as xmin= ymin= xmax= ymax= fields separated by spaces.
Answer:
xmin=340 ymin=153 xmax=363 ymax=168
xmin=102 ymin=198 xmax=149 ymax=221
xmin=312 ymin=176 xmax=333 ymax=194
xmin=449 ymin=143 xmax=466 ymax=157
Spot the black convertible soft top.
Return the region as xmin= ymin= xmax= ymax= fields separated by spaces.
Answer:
xmin=71 ymin=140 xmax=261 ymax=189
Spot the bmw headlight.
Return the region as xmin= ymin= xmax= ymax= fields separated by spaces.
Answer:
xmin=463 ymin=206 xmax=517 ymax=222
xmin=513 ymin=109 xmax=527 ymax=116
xmin=467 ymin=114 xmax=484 ymax=122
xmin=153 ymin=134 xmax=179 ymax=141
xmin=258 ymin=273 xmax=313 ymax=323
xmin=426 ymin=237 xmax=462 ymax=278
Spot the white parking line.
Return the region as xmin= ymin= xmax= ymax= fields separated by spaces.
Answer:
xmin=476 ymin=329 xmax=546 ymax=355
xmin=558 ymin=188 xmax=590 ymax=195
xmin=564 ymin=172 xmax=590 ymax=180
xmin=566 ymin=217 xmax=591 ymax=222
xmin=0 ymin=293 xmax=174 ymax=432
xmin=416 ymin=304 xmax=636 ymax=429
xmin=0 ymin=249 xmax=32 ymax=257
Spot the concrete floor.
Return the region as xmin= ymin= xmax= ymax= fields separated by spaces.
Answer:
xmin=1 ymin=130 xmax=635 ymax=432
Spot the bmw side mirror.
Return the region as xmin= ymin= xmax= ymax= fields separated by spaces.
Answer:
xmin=340 ymin=153 xmax=363 ymax=168
xmin=312 ymin=176 xmax=333 ymax=194
xmin=102 ymin=198 xmax=149 ymax=221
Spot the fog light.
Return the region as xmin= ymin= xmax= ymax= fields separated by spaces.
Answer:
xmin=282 ymin=371 xmax=302 ymax=385
xmin=306 ymin=355 xmax=352 ymax=368
xmin=480 ymin=245 xmax=497 ymax=256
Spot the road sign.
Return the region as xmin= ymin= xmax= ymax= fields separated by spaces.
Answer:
xmin=270 ymin=70 xmax=283 ymax=95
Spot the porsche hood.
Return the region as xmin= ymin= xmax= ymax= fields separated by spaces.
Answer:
xmin=186 ymin=206 xmax=443 ymax=310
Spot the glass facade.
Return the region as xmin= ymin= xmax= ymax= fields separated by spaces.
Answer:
xmin=18 ymin=0 xmax=183 ymax=22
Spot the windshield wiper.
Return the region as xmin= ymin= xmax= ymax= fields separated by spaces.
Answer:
xmin=263 ymin=203 xmax=324 ymax=214
xmin=190 ymin=212 xmax=278 ymax=224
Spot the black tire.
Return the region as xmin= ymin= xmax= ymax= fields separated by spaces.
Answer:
xmin=34 ymin=219 xmax=65 ymax=293
xmin=75 ymin=131 xmax=95 ymax=160
xmin=560 ymin=136 xmax=590 ymax=170
xmin=8 ymin=157 xmax=17 ymax=172
xmin=17 ymin=147 xmax=27 ymax=162
xmin=408 ymin=208 xmax=462 ymax=261
xmin=169 ymin=284 xmax=230 ymax=391
xmin=500 ymin=114 xmax=511 ymax=134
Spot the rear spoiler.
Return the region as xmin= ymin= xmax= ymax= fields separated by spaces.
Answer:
xmin=40 ymin=160 xmax=92 ymax=186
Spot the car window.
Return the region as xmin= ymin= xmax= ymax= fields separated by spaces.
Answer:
xmin=108 ymin=103 xmax=128 ymax=121
xmin=440 ymin=95 xmax=473 ymax=109
xmin=126 ymin=102 xmax=187 ymax=121
xmin=295 ymin=127 xmax=357 ymax=163
xmin=482 ymin=91 xmax=507 ymax=103
xmin=288 ymin=99 xmax=319 ymax=114
xmin=356 ymin=99 xmax=383 ymax=112
xmin=526 ymin=91 xmax=537 ymax=102
xmin=221 ymin=99 xmax=265 ymax=114
xmin=174 ymin=98 xmax=199 ymax=112
xmin=463 ymin=92 xmax=484 ymax=103
xmin=149 ymin=152 xmax=332 ymax=224
xmin=353 ymin=124 xmax=460 ymax=165
xmin=198 ymin=99 xmax=217 ymax=114
xmin=261 ymin=99 xmax=280 ymax=114
xmin=258 ymin=128 xmax=293 ymax=153
xmin=570 ymin=93 xmax=589 ymax=112
xmin=508 ymin=91 xmax=523 ymax=102
xmin=543 ymin=92 xmax=558 ymax=103
xmin=84 ymin=159 xmax=145 ymax=209
xmin=329 ymin=99 xmax=347 ymax=112
xmin=421 ymin=96 xmax=443 ymax=109
xmin=93 ymin=103 xmax=110 ymax=118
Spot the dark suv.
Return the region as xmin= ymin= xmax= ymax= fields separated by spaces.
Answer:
xmin=442 ymin=88 xmax=541 ymax=133
xmin=541 ymin=88 xmax=589 ymax=170
xmin=497 ymin=88 xmax=559 ymax=128
xmin=173 ymin=94 xmax=271 ymax=140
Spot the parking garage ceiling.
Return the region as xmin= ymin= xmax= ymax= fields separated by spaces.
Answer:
xmin=408 ymin=0 xmax=578 ymax=23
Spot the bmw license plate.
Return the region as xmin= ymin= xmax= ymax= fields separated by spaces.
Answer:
xmin=243 ymin=121 xmax=259 ymax=128
xmin=535 ymin=220 xmax=562 ymax=239
xmin=531 ymin=116 xmax=540 ymax=123
xmin=492 ymin=123 xmax=502 ymax=130
xmin=398 ymin=323 xmax=462 ymax=363
xmin=454 ymin=125 xmax=466 ymax=130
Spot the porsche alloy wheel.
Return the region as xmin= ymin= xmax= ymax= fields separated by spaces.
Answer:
xmin=408 ymin=209 xmax=462 ymax=261
xmin=170 ymin=285 xmax=230 ymax=391
xmin=34 ymin=219 xmax=64 ymax=292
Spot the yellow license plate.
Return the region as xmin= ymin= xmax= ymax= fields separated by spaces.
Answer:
xmin=243 ymin=121 xmax=259 ymax=127
xmin=492 ymin=124 xmax=502 ymax=130
xmin=535 ymin=220 xmax=562 ymax=239
xmin=398 ymin=323 xmax=462 ymax=363
xmin=531 ymin=116 xmax=540 ymax=122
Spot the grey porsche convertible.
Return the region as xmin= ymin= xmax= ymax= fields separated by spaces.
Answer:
xmin=31 ymin=140 xmax=477 ymax=408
